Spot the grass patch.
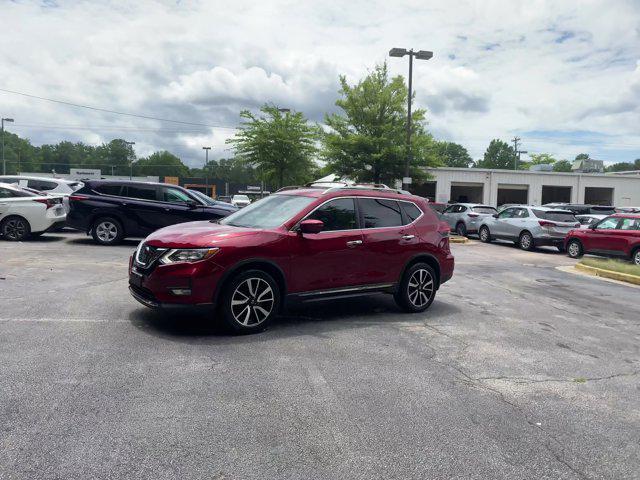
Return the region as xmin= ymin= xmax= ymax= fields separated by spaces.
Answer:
xmin=573 ymin=377 xmax=587 ymax=384
xmin=580 ymin=258 xmax=640 ymax=277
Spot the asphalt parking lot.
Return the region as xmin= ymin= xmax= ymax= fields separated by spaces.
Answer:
xmin=1 ymin=232 xmax=638 ymax=480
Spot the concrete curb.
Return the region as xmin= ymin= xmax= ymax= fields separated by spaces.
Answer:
xmin=449 ymin=235 xmax=470 ymax=244
xmin=575 ymin=262 xmax=640 ymax=286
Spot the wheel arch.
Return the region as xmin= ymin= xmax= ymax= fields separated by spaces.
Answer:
xmin=0 ymin=214 xmax=32 ymax=233
xmin=399 ymin=254 xmax=441 ymax=290
xmin=90 ymin=212 xmax=127 ymax=234
xmin=213 ymin=258 xmax=287 ymax=308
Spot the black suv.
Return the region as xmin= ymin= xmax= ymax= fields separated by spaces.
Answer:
xmin=67 ymin=180 xmax=237 ymax=245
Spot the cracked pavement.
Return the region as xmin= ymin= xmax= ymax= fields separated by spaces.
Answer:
xmin=1 ymin=232 xmax=638 ymax=479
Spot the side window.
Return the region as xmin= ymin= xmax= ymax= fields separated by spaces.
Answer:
xmin=306 ymin=198 xmax=357 ymax=231
xmin=400 ymin=202 xmax=422 ymax=223
xmin=0 ymin=187 xmax=14 ymax=198
xmin=595 ymin=217 xmax=620 ymax=230
xmin=359 ymin=198 xmax=403 ymax=228
xmin=162 ymin=187 xmax=192 ymax=204
xmin=498 ymin=208 xmax=514 ymax=219
xmin=618 ymin=218 xmax=640 ymax=230
xmin=123 ymin=185 xmax=157 ymax=201
xmin=27 ymin=180 xmax=57 ymax=191
xmin=458 ymin=206 xmax=467 ymax=213
xmin=443 ymin=205 xmax=455 ymax=214
xmin=96 ymin=185 xmax=123 ymax=196
xmin=514 ymin=208 xmax=529 ymax=218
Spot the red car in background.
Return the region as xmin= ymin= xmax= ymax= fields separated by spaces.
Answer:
xmin=129 ymin=186 xmax=455 ymax=333
xmin=565 ymin=214 xmax=640 ymax=265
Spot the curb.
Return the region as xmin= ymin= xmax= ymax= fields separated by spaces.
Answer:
xmin=449 ymin=235 xmax=470 ymax=244
xmin=575 ymin=263 xmax=640 ymax=286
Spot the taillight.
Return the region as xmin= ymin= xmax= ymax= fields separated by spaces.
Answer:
xmin=538 ymin=220 xmax=556 ymax=228
xmin=467 ymin=213 xmax=480 ymax=218
xmin=33 ymin=198 xmax=54 ymax=209
xmin=69 ymin=194 xmax=89 ymax=201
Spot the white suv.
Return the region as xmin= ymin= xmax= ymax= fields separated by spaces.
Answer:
xmin=0 ymin=183 xmax=66 ymax=240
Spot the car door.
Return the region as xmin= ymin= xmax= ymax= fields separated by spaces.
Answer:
xmin=492 ymin=208 xmax=515 ymax=237
xmin=583 ymin=216 xmax=620 ymax=253
xmin=288 ymin=197 xmax=365 ymax=292
xmin=358 ymin=197 xmax=418 ymax=285
xmin=441 ymin=204 xmax=457 ymax=229
xmin=119 ymin=184 xmax=166 ymax=235
xmin=158 ymin=186 xmax=206 ymax=225
xmin=507 ymin=207 xmax=530 ymax=238
xmin=608 ymin=217 xmax=640 ymax=256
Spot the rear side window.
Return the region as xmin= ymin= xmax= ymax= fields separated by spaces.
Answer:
xmin=122 ymin=185 xmax=157 ymax=201
xmin=306 ymin=198 xmax=357 ymax=231
xmin=618 ymin=218 xmax=640 ymax=230
xmin=359 ymin=198 xmax=403 ymax=228
xmin=532 ymin=209 xmax=576 ymax=222
xmin=472 ymin=206 xmax=497 ymax=214
xmin=401 ymin=202 xmax=423 ymax=223
xmin=162 ymin=187 xmax=192 ymax=204
xmin=95 ymin=185 xmax=123 ymax=196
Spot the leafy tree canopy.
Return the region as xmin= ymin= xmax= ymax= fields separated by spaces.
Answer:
xmin=133 ymin=151 xmax=189 ymax=177
xmin=476 ymin=139 xmax=516 ymax=169
xmin=553 ymin=159 xmax=573 ymax=172
xmin=322 ymin=63 xmax=436 ymax=185
xmin=429 ymin=141 xmax=474 ymax=168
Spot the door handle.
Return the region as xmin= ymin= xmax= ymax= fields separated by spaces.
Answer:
xmin=346 ymin=240 xmax=363 ymax=247
xmin=401 ymin=234 xmax=415 ymax=240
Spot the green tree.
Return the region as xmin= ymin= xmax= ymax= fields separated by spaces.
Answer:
xmin=528 ymin=153 xmax=557 ymax=165
xmin=134 ymin=151 xmax=189 ymax=177
xmin=553 ymin=159 xmax=573 ymax=172
xmin=476 ymin=139 xmax=516 ymax=169
xmin=227 ymin=105 xmax=319 ymax=188
xmin=430 ymin=141 xmax=473 ymax=168
xmin=606 ymin=159 xmax=640 ymax=172
xmin=575 ymin=153 xmax=590 ymax=161
xmin=322 ymin=63 xmax=435 ymax=185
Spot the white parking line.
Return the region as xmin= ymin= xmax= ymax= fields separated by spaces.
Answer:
xmin=0 ymin=317 xmax=129 ymax=323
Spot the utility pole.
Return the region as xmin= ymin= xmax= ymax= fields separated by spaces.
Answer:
xmin=389 ymin=48 xmax=433 ymax=190
xmin=2 ymin=117 xmax=15 ymax=175
xmin=512 ymin=136 xmax=521 ymax=170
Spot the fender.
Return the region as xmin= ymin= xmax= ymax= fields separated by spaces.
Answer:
xmin=398 ymin=253 xmax=442 ymax=290
xmin=212 ymin=257 xmax=288 ymax=306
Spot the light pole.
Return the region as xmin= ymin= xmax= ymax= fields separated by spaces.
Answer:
xmin=2 ymin=117 xmax=15 ymax=175
xmin=202 ymin=146 xmax=211 ymax=169
xmin=125 ymin=141 xmax=136 ymax=179
xmin=389 ymin=48 xmax=433 ymax=190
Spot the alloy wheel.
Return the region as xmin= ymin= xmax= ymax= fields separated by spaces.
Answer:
xmin=480 ymin=227 xmax=489 ymax=242
xmin=520 ymin=233 xmax=532 ymax=250
xmin=95 ymin=221 xmax=118 ymax=243
xmin=231 ymin=277 xmax=275 ymax=326
xmin=568 ymin=242 xmax=581 ymax=258
xmin=407 ymin=268 xmax=434 ymax=308
xmin=3 ymin=218 xmax=28 ymax=240
xmin=634 ymin=250 xmax=640 ymax=266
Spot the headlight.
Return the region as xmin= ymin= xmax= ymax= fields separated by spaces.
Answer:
xmin=159 ymin=248 xmax=219 ymax=264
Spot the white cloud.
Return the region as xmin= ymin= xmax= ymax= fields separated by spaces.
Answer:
xmin=0 ymin=0 xmax=639 ymax=166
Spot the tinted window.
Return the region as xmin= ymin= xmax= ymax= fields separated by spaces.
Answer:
xmin=498 ymin=208 xmax=514 ymax=219
xmin=532 ymin=210 xmax=576 ymax=222
xmin=595 ymin=217 xmax=619 ymax=230
xmin=401 ymin=202 xmax=422 ymax=223
xmin=307 ymin=198 xmax=357 ymax=231
xmin=0 ymin=187 xmax=31 ymax=198
xmin=472 ymin=206 xmax=497 ymax=214
xmin=96 ymin=185 xmax=122 ymax=196
xmin=27 ymin=179 xmax=57 ymax=191
xmin=162 ymin=187 xmax=192 ymax=204
xmin=514 ymin=208 xmax=529 ymax=218
xmin=123 ymin=185 xmax=157 ymax=201
xmin=618 ymin=218 xmax=639 ymax=230
xmin=360 ymin=198 xmax=403 ymax=228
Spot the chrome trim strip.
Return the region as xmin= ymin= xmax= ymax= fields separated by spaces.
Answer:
xmin=297 ymin=283 xmax=394 ymax=298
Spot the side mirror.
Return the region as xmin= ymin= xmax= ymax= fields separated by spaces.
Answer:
xmin=299 ymin=219 xmax=324 ymax=234
xmin=187 ymin=200 xmax=198 ymax=209
xmin=492 ymin=213 xmax=499 ymax=218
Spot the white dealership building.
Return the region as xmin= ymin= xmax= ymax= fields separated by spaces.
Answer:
xmin=414 ymin=168 xmax=640 ymax=207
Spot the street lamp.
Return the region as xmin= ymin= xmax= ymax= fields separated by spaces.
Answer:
xmin=389 ymin=48 xmax=433 ymax=190
xmin=2 ymin=117 xmax=15 ymax=175
xmin=202 ymin=146 xmax=211 ymax=169
xmin=125 ymin=141 xmax=136 ymax=179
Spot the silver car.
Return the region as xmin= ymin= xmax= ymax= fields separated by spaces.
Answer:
xmin=441 ymin=203 xmax=498 ymax=236
xmin=478 ymin=206 xmax=579 ymax=251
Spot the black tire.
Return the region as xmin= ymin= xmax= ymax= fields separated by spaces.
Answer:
xmin=394 ymin=263 xmax=437 ymax=313
xmin=479 ymin=226 xmax=491 ymax=243
xmin=91 ymin=217 xmax=124 ymax=245
xmin=566 ymin=239 xmax=583 ymax=259
xmin=0 ymin=216 xmax=31 ymax=241
xmin=518 ymin=231 xmax=534 ymax=251
xmin=455 ymin=222 xmax=467 ymax=237
xmin=556 ymin=245 xmax=566 ymax=253
xmin=220 ymin=269 xmax=281 ymax=334
xmin=631 ymin=248 xmax=640 ymax=266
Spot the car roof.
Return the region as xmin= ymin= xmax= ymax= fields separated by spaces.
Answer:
xmin=454 ymin=203 xmax=495 ymax=208
xmin=612 ymin=213 xmax=640 ymax=219
xmin=85 ymin=179 xmax=181 ymax=188
xmin=0 ymin=182 xmax=21 ymax=190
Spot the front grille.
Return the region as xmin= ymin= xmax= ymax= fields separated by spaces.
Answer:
xmin=135 ymin=243 xmax=166 ymax=269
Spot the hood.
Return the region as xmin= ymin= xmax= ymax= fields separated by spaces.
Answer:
xmin=144 ymin=221 xmax=263 ymax=248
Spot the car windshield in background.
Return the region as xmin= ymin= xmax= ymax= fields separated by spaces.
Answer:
xmin=189 ymin=189 xmax=216 ymax=206
xmin=532 ymin=209 xmax=576 ymax=222
xmin=472 ymin=206 xmax=497 ymax=214
xmin=220 ymin=194 xmax=315 ymax=228
xmin=428 ymin=204 xmax=446 ymax=213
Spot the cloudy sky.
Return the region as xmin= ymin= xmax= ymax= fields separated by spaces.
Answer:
xmin=2 ymin=0 xmax=640 ymax=167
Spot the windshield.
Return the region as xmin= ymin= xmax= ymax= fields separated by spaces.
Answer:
xmin=234 ymin=195 xmax=250 ymax=201
xmin=220 ymin=194 xmax=315 ymax=228
xmin=472 ymin=206 xmax=497 ymax=214
xmin=532 ymin=209 xmax=576 ymax=223
xmin=189 ymin=189 xmax=217 ymax=206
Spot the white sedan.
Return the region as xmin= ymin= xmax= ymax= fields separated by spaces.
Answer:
xmin=0 ymin=183 xmax=66 ymax=241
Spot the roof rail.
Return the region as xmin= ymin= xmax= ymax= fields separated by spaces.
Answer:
xmin=322 ymin=185 xmax=411 ymax=195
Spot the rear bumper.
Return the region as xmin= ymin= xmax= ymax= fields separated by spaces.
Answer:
xmin=440 ymin=253 xmax=455 ymax=285
xmin=533 ymin=235 xmax=566 ymax=247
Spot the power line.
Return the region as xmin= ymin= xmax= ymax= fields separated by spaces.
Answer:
xmin=0 ymin=87 xmax=238 ymax=129
xmin=11 ymin=123 xmax=210 ymax=133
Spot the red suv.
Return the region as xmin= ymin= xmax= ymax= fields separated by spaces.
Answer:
xmin=565 ymin=214 xmax=640 ymax=265
xmin=129 ymin=187 xmax=454 ymax=333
